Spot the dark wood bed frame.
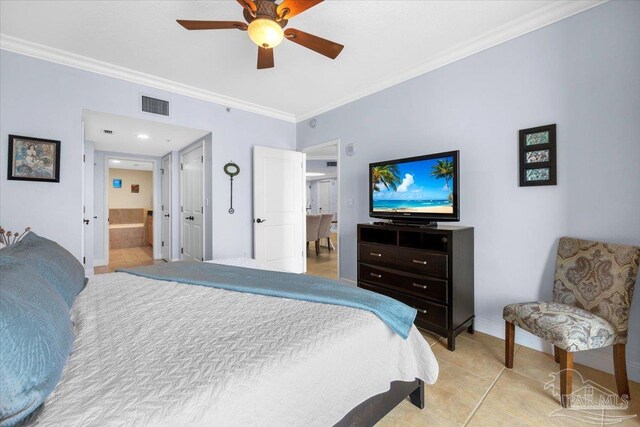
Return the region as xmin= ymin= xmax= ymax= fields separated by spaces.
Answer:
xmin=334 ymin=379 xmax=424 ymax=427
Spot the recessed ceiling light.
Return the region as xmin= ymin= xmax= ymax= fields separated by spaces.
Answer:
xmin=111 ymin=159 xmax=121 ymax=164
xmin=137 ymin=134 xmax=149 ymax=140
xmin=306 ymin=172 xmax=325 ymax=177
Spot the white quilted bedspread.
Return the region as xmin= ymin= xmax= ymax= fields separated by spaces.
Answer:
xmin=33 ymin=271 xmax=439 ymax=426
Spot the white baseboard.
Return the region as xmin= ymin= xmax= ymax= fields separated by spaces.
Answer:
xmin=474 ymin=316 xmax=640 ymax=382
xmin=94 ymin=258 xmax=106 ymax=267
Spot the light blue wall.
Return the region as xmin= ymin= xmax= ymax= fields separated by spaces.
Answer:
xmin=297 ymin=2 xmax=640 ymax=375
xmin=0 ymin=50 xmax=296 ymax=260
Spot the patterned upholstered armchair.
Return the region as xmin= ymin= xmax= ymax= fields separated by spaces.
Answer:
xmin=503 ymin=237 xmax=640 ymax=407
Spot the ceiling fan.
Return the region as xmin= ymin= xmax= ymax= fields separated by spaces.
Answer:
xmin=177 ymin=0 xmax=344 ymax=69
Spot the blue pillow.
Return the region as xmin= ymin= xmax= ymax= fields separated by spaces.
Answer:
xmin=0 ymin=232 xmax=85 ymax=308
xmin=0 ymin=260 xmax=74 ymax=427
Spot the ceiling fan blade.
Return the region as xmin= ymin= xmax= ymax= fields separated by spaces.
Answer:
xmin=237 ymin=0 xmax=257 ymax=14
xmin=176 ymin=20 xmax=247 ymax=31
xmin=257 ymin=47 xmax=274 ymax=69
xmin=284 ymin=28 xmax=343 ymax=59
xmin=277 ymin=0 xmax=323 ymax=20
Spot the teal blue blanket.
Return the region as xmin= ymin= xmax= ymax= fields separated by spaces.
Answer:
xmin=118 ymin=262 xmax=417 ymax=339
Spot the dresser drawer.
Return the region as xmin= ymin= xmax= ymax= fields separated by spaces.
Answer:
xmin=359 ymin=243 xmax=448 ymax=278
xmin=359 ymin=282 xmax=448 ymax=329
xmin=359 ymin=263 xmax=448 ymax=303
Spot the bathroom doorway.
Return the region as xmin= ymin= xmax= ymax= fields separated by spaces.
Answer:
xmin=105 ymin=159 xmax=156 ymax=271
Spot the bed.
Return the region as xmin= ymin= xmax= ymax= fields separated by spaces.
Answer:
xmin=1 ymin=235 xmax=438 ymax=427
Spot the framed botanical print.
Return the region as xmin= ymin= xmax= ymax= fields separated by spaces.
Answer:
xmin=519 ymin=124 xmax=556 ymax=186
xmin=8 ymin=135 xmax=61 ymax=183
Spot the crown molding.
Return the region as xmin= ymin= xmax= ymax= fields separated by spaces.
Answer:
xmin=1 ymin=1 xmax=606 ymax=124
xmin=0 ymin=34 xmax=296 ymax=123
xmin=295 ymin=0 xmax=608 ymax=122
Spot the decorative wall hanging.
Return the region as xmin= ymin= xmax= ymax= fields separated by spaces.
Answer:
xmin=519 ymin=124 xmax=557 ymax=186
xmin=131 ymin=184 xmax=140 ymax=193
xmin=223 ymin=161 xmax=240 ymax=214
xmin=113 ymin=179 xmax=122 ymax=188
xmin=8 ymin=135 xmax=61 ymax=182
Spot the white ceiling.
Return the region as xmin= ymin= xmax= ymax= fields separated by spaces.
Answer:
xmin=1 ymin=1 xmax=604 ymax=122
xmin=83 ymin=110 xmax=209 ymax=156
xmin=108 ymin=160 xmax=153 ymax=171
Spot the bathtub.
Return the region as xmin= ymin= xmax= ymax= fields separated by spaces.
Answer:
xmin=110 ymin=223 xmax=145 ymax=229
xmin=109 ymin=223 xmax=146 ymax=249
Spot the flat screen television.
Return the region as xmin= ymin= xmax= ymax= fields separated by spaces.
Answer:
xmin=369 ymin=150 xmax=460 ymax=224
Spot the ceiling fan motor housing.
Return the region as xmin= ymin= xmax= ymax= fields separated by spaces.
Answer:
xmin=243 ymin=0 xmax=288 ymax=28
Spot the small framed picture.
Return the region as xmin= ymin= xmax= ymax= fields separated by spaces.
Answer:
xmin=112 ymin=179 xmax=122 ymax=188
xmin=519 ymin=124 xmax=556 ymax=186
xmin=8 ymin=135 xmax=61 ymax=182
xmin=131 ymin=184 xmax=139 ymax=193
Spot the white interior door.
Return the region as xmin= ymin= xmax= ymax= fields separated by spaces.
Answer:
xmin=161 ymin=154 xmax=171 ymax=262
xmin=82 ymin=141 xmax=94 ymax=275
xmin=318 ymin=180 xmax=331 ymax=215
xmin=253 ymin=146 xmax=305 ymax=273
xmin=180 ymin=145 xmax=204 ymax=262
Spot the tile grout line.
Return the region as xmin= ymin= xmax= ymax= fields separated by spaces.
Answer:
xmin=462 ymin=366 xmax=505 ymax=426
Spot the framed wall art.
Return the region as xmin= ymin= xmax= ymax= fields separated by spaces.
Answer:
xmin=519 ymin=124 xmax=556 ymax=186
xmin=8 ymin=135 xmax=61 ymax=182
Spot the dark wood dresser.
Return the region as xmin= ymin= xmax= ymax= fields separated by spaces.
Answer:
xmin=357 ymin=223 xmax=474 ymax=351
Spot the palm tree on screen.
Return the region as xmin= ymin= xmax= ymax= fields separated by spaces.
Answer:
xmin=371 ymin=164 xmax=401 ymax=192
xmin=431 ymin=159 xmax=454 ymax=201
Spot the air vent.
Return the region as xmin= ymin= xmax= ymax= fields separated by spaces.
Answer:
xmin=141 ymin=95 xmax=170 ymax=116
xmin=102 ymin=129 xmax=113 ymax=134
xmin=326 ymin=161 xmax=337 ymax=167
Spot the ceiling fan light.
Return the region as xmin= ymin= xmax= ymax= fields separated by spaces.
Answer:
xmin=248 ymin=18 xmax=284 ymax=48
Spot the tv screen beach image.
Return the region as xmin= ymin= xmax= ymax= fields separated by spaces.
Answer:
xmin=371 ymin=156 xmax=455 ymax=214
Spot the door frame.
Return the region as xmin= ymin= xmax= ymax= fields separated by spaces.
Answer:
xmin=161 ymin=153 xmax=172 ymax=262
xmin=179 ymin=142 xmax=205 ymax=261
xmin=301 ymin=139 xmax=341 ymax=280
xmin=103 ymin=154 xmax=161 ymax=265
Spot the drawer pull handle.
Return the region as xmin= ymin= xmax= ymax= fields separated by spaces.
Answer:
xmin=370 ymin=273 xmax=382 ymax=279
xmin=369 ymin=252 xmax=382 ymax=257
xmin=412 ymin=283 xmax=428 ymax=289
xmin=412 ymin=259 xmax=428 ymax=265
xmin=413 ymin=307 xmax=428 ymax=314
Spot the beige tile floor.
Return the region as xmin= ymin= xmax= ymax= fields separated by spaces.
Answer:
xmin=306 ymin=232 xmax=338 ymax=280
xmin=94 ymin=245 xmax=164 ymax=274
xmin=379 ymin=330 xmax=640 ymax=426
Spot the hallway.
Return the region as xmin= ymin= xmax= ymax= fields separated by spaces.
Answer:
xmin=306 ymin=232 xmax=338 ymax=280
xmin=94 ymin=246 xmax=163 ymax=274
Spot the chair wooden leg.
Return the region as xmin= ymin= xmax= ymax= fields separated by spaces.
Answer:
xmin=505 ymin=321 xmax=515 ymax=368
xmin=315 ymin=240 xmax=319 ymax=256
xmin=613 ymin=343 xmax=630 ymax=399
xmin=327 ymin=237 xmax=332 ymax=251
xmin=554 ymin=346 xmax=560 ymax=363
xmin=558 ymin=348 xmax=573 ymax=408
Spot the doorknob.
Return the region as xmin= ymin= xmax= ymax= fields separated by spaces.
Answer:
xmin=83 ymin=219 xmax=90 ymax=225
xmin=164 ymin=214 xmax=170 ymax=218
xmin=255 ymin=218 xmax=266 ymax=223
